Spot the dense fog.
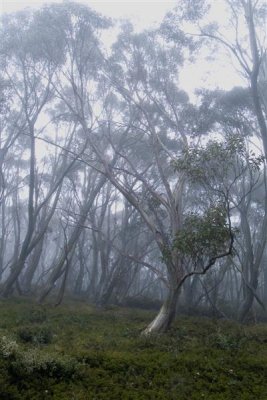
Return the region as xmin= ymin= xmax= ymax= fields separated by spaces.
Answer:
xmin=0 ymin=0 xmax=266 ymax=334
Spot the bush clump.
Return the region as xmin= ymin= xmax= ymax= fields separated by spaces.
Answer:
xmin=17 ymin=326 xmax=53 ymax=345
xmin=11 ymin=350 xmax=78 ymax=378
xmin=17 ymin=307 xmax=48 ymax=325
xmin=0 ymin=335 xmax=77 ymax=380
xmin=207 ymin=330 xmax=245 ymax=350
xmin=0 ymin=335 xmax=19 ymax=359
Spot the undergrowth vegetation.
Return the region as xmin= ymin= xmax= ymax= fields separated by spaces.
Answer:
xmin=0 ymin=298 xmax=267 ymax=399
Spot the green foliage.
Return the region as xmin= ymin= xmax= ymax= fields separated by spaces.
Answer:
xmin=174 ymin=136 xmax=264 ymax=185
xmin=0 ymin=299 xmax=267 ymax=399
xmin=207 ymin=329 xmax=245 ymax=350
xmin=172 ymin=135 xmax=263 ymax=265
xmin=0 ymin=335 xmax=19 ymax=359
xmin=17 ymin=326 xmax=53 ymax=345
xmin=11 ymin=350 xmax=77 ymax=378
xmin=20 ymin=307 xmax=47 ymax=324
xmin=174 ymin=205 xmax=231 ymax=262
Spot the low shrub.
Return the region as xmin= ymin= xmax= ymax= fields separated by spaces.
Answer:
xmin=16 ymin=307 xmax=48 ymax=325
xmin=0 ymin=335 xmax=77 ymax=381
xmin=0 ymin=335 xmax=19 ymax=359
xmin=11 ymin=350 xmax=78 ymax=379
xmin=17 ymin=326 xmax=53 ymax=345
xmin=0 ymin=300 xmax=267 ymax=399
xmin=207 ymin=330 xmax=245 ymax=350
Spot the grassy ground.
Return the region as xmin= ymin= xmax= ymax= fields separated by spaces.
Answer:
xmin=0 ymin=298 xmax=266 ymax=399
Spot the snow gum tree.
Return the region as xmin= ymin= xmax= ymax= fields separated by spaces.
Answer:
xmin=52 ymin=20 xmax=238 ymax=333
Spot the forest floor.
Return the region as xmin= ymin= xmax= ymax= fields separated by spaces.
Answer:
xmin=0 ymin=298 xmax=266 ymax=399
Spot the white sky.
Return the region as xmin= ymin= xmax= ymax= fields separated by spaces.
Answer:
xmin=1 ymin=0 xmax=176 ymax=28
xmin=0 ymin=0 xmax=245 ymax=96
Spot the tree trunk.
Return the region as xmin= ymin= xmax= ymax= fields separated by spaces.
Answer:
xmin=38 ymin=175 xmax=107 ymax=303
xmin=86 ymin=237 xmax=98 ymax=301
xmin=2 ymin=127 xmax=36 ymax=297
xmin=74 ymin=257 xmax=85 ymax=295
xmin=264 ymin=260 xmax=267 ymax=306
xmin=22 ymin=238 xmax=44 ymax=293
xmin=142 ymin=286 xmax=180 ymax=335
xmin=239 ymin=269 xmax=258 ymax=322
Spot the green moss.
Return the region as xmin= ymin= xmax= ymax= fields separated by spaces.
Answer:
xmin=0 ymin=298 xmax=267 ymax=399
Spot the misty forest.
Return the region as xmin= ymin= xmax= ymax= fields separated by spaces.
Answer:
xmin=0 ymin=0 xmax=267 ymax=398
